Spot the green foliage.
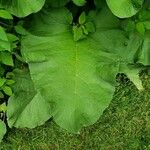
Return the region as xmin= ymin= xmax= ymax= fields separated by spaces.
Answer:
xmin=21 ymin=8 xmax=118 ymax=132
xmin=0 ymin=103 xmax=7 ymax=112
xmin=0 ymin=26 xmax=10 ymax=51
xmin=0 ymin=0 xmax=45 ymax=17
xmin=72 ymin=0 xmax=86 ymax=6
xmin=20 ymin=5 xmax=148 ymax=132
xmin=73 ymin=11 xmax=95 ymax=41
xmin=7 ymin=69 xmax=51 ymax=128
xmin=0 ymin=9 xmax=13 ymax=19
xmin=0 ymin=0 xmax=149 ymax=144
xmin=0 ymin=120 xmax=6 ymax=141
xmin=46 ymin=0 xmax=70 ymax=7
xmin=106 ymin=0 xmax=144 ymax=18
xmin=79 ymin=12 xmax=86 ymax=24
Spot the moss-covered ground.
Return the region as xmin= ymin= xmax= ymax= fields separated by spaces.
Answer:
xmin=1 ymin=71 xmax=150 ymax=150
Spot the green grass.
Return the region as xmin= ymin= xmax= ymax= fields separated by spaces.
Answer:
xmin=1 ymin=71 xmax=150 ymax=150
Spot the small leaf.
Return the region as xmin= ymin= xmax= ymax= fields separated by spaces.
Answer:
xmin=0 ymin=91 xmax=4 ymax=98
xmin=0 ymin=78 xmax=6 ymax=87
xmin=0 ymin=103 xmax=7 ymax=112
xmin=72 ymin=0 xmax=86 ymax=6
xmin=0 ymin=52 xmax=13 ymax=66
xmin=73 ymin=25 xmax=85 ymax=41
xmin=121 ymin=20 xmax=135 ymax=32
xmin=7 ymin=33 xmax=19 ymax=51
xmin=5 ymin=79 xmax=15 ymax=85
xmin=0 ymin=26 xmax=8 ymax=41
xmin=13 ymin=53 xmax=26 ymax=63
xmin=7 ymin=33 xmax=19 ymax=42
xmin=0 ymin=9 xmax=13 ymax=19
xmin=85 ymin=22 xmax=95 ymax=33
xmin=0 ymin=66 xmax=4 ymax=76
xmin=6 ymin=72 xmax=15 ymax=79
xmin=15 ymin=25 xmax=28 ymax=35
xmin=0 ymin=120 xmax=6 ymax=142
xmin=143 ymin=21 xmax=150 ymax=30
xmin=0 ymin=26 xmax=11 ymax=51
xmin=81 ymin=25 xmax=88 ymax=35
xmin=0 ymin=41 xmax=11 ymax=51
xmin=79 ymin=12 xmax=86 ymax=25
xmin=136 ymin=22 xmax=145 ymax=35
xmin=2 ymin=85 xmax=13 ymax=96
xmin=139 ymin=10 xmax=150 ymax=21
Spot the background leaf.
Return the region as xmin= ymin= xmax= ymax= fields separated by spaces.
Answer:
xmin=46 ymin=0 xmax=70 ymax=7
xmin=7 ymin=69 xmax=52 ymax=128
xmin=0 ymin=51 xmax=13 ymax=66
xmin=72 ymin=0 xmax=86 ymax=6
xmin=0 ymin=0 xmax=45 ymax=17
xmin=0 ymin=26 xmax=11 ymax=51
xmin=106 ymin=0 xmax=144 ymax=18
xmin=0 ymin=121 xmax=6 ymax=142
xmin=0 ymin=26 xmax=8 ymax=41
xmin=0 ymin=9 xmax=13 ymax=19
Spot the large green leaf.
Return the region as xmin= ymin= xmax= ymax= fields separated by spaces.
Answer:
xmin=0 ymin=0 xmax=45 ymax=17
xmin=21 ymin=8 xmax=144 ymax=132
xmin=106 ymin=0 xmax=144 ymax=18
xmin=7 ymin=69 xmax=52 ymax=128
xmin=0 ymin=120 xmax=6 ymax=142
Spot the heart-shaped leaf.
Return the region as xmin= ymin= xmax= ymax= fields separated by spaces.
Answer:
xmin=19 ymin=7 xmax=145 ymax=132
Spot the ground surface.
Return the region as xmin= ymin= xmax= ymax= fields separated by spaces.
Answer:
xmin=0 ymin=71 xmax=150 ymax=150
